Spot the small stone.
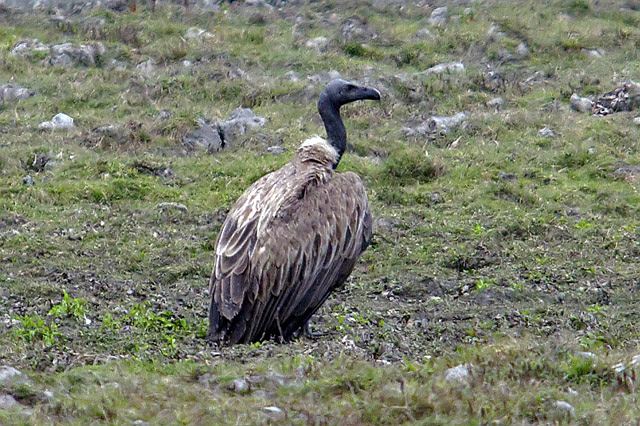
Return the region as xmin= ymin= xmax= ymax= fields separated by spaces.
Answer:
xmin=39 ymin=113 xmax=74 ymax=130
xmin=422 ymin=62 xmax=464 ymax=75
xmin=415 ymin=28 xmax=434 ymax=39
xmin=284 ymin=71 xmax=300 ymax=82
xmin=184 ymin=27 xmax=213 ymax=40
xmin=22 ymin=175 xmax=35 ymax=186
xmin=427 ymin=112 xmax=468 ymax=134
xmin=498 ymin=171 xmax=517 ymax=181
xmin=538 ymin=127 xmax=556 ymax=138
xmin=10 ymin=39 xmax=49 ymax=57
xmin=0 ymin=84 xmax=35 ymax=102
xmin=182 ymin=60 xmax=193 ymax=68
xmin=428 ymin=6 xmax=448 ymax=27
xmin=575 ymin=351 xmax=596 ymax=360
xmin=229 ymin=378 xmax=250 ymax=394
xmin=554 ymin=400 xmax=575 ymax=417
xmin=486 ymin=97 xmax=505 ymax=111
xmin=487 ymin=24 xmax=506 ymax=40
xmin=136 ymin=59 xmax=156 ymax=77
xmin=570 ymin=93 xmax=593 ymax=113
xmin=157 ymin=202 xmax=188 ymax=213
xmin=633 ymin=117 xmax=640 ymax=125
xmin=218 ymin=108 xmax=267 ymax=148
xmin=305 ymin=37 xmax=329 ymax=53
xmin=0 ymin=394 xmax=19 ymax=410
xmin=582 ymin=48 xmax=604 ymax=58
xmin=182 ymin=118 xmax=223 ymax=153
xmin=262 ymin=406 xmax=285 ymax=420
xmin=444 ymin=364 xmax=472 ymax=384
xmin=266 ymin=145 xmax=285 ymax=155
xmin=430 ymin=192 xmax=443 ymax=204
xmin=516 ymin=42 xmax=529 ymax=57
xmin=0 ymin=366 xmax=25 ymax=385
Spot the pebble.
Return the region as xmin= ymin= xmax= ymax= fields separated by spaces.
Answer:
xmin=422 ymin=62 xmax=464 ymax=75
xmin=538 ymin=127 xmax=556 ymax=138
xmin=229 ymin=378 xmax=250 ymax=394
xmin=554 ymin=400 xmax=575 ymax=417
xmin=570 ymin=93 xmax=593 ymax=113
xmin=428 ymin=6 xmax=448 ymax=27
xmin=38 ymin=113 xmax=74 ymax=130
xmin=444 ymin=363 xmax=472 ymax=384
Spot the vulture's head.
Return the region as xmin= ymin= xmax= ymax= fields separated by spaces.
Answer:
xmin=320 ymin=79 xmax=381 ymax=109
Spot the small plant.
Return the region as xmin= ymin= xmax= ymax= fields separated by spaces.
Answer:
xmin=13 ymin=314 xmax=61 ymax=346
xmin=48 ymin=291 xmax=87 ymax=321
xmin=475 ymin=278 xmax=494 ymax=291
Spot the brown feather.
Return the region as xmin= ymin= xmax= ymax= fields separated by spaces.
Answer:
xmin=208 ymin=138 xmax=372 ymax=344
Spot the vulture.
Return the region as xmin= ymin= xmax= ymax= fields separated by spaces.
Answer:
xmin=207 ymin=79 xmax=381 ymax=344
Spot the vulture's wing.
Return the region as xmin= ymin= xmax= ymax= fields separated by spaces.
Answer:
xmin=208 ymin=170 xmax=372 ymax=344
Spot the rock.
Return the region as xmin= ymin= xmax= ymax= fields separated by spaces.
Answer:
xmin=262 ymin=406 xmax=285 ymax=420
xmin=404 ymin=112 xmax=468 ymax=137
xmin=554 ymin=400 xmax=575 ymax=417
xmin=10 ymin=39 xmax=48 ymax=57
xmin=634 ymin=117 xmax=640 ymax=126
xmin=427 ymin=112 xmax=468 ymax=134
xmin=415 ymin=28 xmax=434 ymax=39
xmin=428 ymin=6 xmax=448 ymax=27
xmin=131 ymin=421 xmax=149 ymax=426
xmin=136 ymin=59 xmax=156 ymax=77
xmin=498 ymin=171 xmax=517 ymax=181
xmin=582 ymin=48 xmax=604 ymax=58
xmin=307 ymin=70 xmax=342 ymax=85
xmin=22 ymin=175 xmax=35 ymax=186
xmin=430 ymin=192 xmax=444 ymax=204
xmin=570 ymin=93 xmax=593 ymax=113
xmin=284 ymin=71 xmax=300 ymax=82
xmin=463 ymin=7 xmax=473 ymax=15
xmin=156 ymin=202 xmax=188 ymax=213
xmin=0 ymin=84 xmax=35 ymax=102
xmin=516 ymin=42 xmax=529 ymax=58
xmin=0 ymin=394 xmax=19 ymax=410
xmin=486 ymin=97 xmax=505 ymax=111
xmin=341 ymin=17 xmax=376 ymax=42
xmin=0 ymin=366 xmax=26 ymax=386
xmin=184 ymin=27 xmax=213 ymax=40
xmin=444 ymin=364 xmax=472 ymax=384
xmin=218 ymin=108 xmax=266 ymax=147
xmin=305 ymin=37 xmax=329 ymax=53
xmin=422 ymin=62 xmax=464 ymax=75
xmin=245 ymin=0 xmax=273 ymax=9
xmin=266 ymin=145 xmax=285 ymax=155
xmin=182 ymin=118 xmax=223 ymax=153
xmin=538 ymin=127 xmax=556 ymax=138
xmin=39 ymin=113 xmax=74 ymax=130
xmin=229 ymin=378 xmax=250 ymax=394
xmin=182 ymin=60 xmax=193 ymax=68
xmin=48 ymin=42 xmax=106 ymax=67
xmin=487 ymin=24 xmax=506 ymax=41
xmin=613 ymin=165 xmax=640 ymax=181
xmin=575 ymin=351 xmax=596 ymax=360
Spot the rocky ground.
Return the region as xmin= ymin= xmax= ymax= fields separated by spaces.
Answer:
xmin=1 ymin=0 xmax=640 ymax=423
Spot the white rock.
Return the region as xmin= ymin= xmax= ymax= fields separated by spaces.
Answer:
xmin=284 ymin=71 xmax=300 ymax=82
xmin=538 ymin=127 xmax=556 ymax=138
xmin=305 ymin=37 xmax=329 ymax=53
xmin=428 ymin=6 xmax=448 ymax=27
xmin=632 ymin=117 xmax=640 ymax=126
xmin=422 ymin=62 xmax=464 ymax=75
xmin=184 ymin=27 xmax=213 ymax=40
xmin=415 ymin=28 xmax=434 ymax=39
xmin=262 ymin=406 xmax=285 ymax=420
xmin=39 ymin=113 xmax=74 ymax=130
xmin=554 ymin=400 xmax=575 ymax=417
xmin=575 ymin=351 xmax=596 ymax=360
xmin=516 ymin=42 xmax=529 ymax=57
xmin=0 ymin=394 xmax=19 ymax=410
xmin=136 ymin=59 xmax=156 ymax=77
xmin=570 ymin=93 xmax=593 ymax=113
xmin=0 ymin=366 xmax=23 ymax=385
xmin=582 ymin=48 xmax=604 ymax=58
xmin=157 ymin=202 xmax=188 ymax=213
xmin=486 ymin=97 xmax=505 ymax=110
xmin=444 ymin=363 xmax=472 ymax=384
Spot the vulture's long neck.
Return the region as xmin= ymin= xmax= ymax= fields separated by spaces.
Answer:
xmin=318 ymin=94 xmax=346 ymax=167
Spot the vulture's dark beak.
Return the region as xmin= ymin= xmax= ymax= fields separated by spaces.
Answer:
xmin=357 ymin=86 xmax=381 ymax=101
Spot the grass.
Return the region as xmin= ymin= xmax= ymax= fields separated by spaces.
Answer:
xmin=0 ymin=0 xmax=640 ymax=423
